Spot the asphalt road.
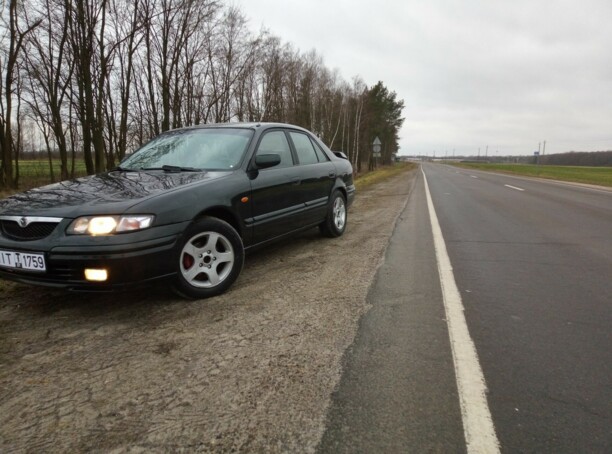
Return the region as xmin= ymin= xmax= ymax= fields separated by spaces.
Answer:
xmin=320 ymin=163 xmax=611 ymax=453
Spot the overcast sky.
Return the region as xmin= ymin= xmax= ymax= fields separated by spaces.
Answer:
xmin=237 ymin=0 xmax=612 ymax=156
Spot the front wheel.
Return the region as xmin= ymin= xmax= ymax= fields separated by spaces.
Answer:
xmin=173 ymin=217 xmax=244 ymax=299
xmin=320 ymin=190 xmax=347 ymax=238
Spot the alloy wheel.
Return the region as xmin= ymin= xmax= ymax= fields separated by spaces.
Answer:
xmin=333 ymin=197 xmax=346 ymax=231
xmin=179 ymin=231 xmax=235 ymax=288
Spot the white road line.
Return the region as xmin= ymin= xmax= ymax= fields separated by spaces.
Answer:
xmin=422 ymin=168 xmax=500 ymax=454
xmin=470 ymin=175 xmax=478 ymax=179
xmin=504 ymin=184 xmax=525 ymax=192
xmin=448 ymin=165 xmax=612 ymax=195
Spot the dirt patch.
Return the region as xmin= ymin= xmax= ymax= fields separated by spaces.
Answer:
xmin=0 ymin=168 xmax=417 ymax=453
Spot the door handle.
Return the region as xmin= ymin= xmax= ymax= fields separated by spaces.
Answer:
xmin=328 ymin=172 xmax=336 ymax=178
xmin=291 ymin=177 xmax=301 ymax=185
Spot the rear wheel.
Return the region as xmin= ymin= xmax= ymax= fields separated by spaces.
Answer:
xmin=320 ymin=190 xmax=347 ymax=238
xmin=173 ymin=217 xmax=244 ymax=299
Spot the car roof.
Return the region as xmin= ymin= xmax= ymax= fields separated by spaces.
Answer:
xmin=174 ymin=122 xmax=312 ymax=133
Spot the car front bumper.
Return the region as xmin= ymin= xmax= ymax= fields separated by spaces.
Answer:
xmin=0 ymin=221 xmax=190 ymax=291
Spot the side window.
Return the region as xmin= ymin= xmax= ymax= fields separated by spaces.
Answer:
xmin=313 ymin=142 xmax=330 ymax=162
xmin=289 ymin=132 xmax=319 ymax=165
xmin=256 ymin=131 xmax=294 ymax=168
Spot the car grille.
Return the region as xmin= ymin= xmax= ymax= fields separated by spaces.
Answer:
xmin=1 ymin=220 xmax=60 ymax=241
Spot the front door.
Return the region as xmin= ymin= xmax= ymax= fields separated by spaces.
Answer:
xmin=249 ymin=130 xmax=305 ymax=243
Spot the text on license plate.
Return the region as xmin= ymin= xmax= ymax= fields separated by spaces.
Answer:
xmin=0 ymin=250 xmax=46 ymax=272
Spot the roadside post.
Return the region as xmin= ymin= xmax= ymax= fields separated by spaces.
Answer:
xmin=373 ymin=136 xmax=382 ymax=168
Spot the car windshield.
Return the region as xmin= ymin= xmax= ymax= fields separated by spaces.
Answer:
xmin=121 ymin=128 xmax=253 ymax=171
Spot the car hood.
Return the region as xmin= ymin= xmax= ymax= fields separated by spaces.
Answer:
xmin=0 ymin=170 xmax=222 ymax=218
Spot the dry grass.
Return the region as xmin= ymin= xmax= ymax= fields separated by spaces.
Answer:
xmin=354 ymin=162 xmax=417 ymax=190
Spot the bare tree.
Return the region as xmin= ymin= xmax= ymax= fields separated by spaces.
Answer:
xmin=67 ymin=0 xmax=104 ymax=174
xmin=140 ymin=0 xmax=219 ymax=133
xmin=0 ymin=0 xmax=41 ymax=189
xmin=206 ymin=7 xmax=256 ymax=123
xmin=2 ymin=0 xmax=404 ymax=189
xmin=105 ymin=0 xmax=145 ymax=164
xmin=23 ymin=0 xmax=74 ymax=180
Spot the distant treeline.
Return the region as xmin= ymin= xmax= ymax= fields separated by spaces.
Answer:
xmin=537 ymin=151 xmax=612 ymax=166
xmin=417 ymin=150 xmax=612 ymax=167
xmin=0 ymin=0 xmax=404 ymax=190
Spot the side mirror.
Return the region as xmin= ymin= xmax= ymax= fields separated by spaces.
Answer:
xmin=255 ymin=153 xmax=281 ymax=169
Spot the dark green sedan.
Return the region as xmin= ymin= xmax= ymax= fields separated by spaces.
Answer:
xmin=0 ymin=123 xmax=355 ymax=298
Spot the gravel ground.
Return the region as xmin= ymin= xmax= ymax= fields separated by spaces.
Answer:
xmin=0 ymin=168 xmax=417 ymax=453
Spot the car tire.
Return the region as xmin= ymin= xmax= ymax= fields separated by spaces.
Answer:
xmin=173 ymin=216 xmax=244 ymax=299
xmin=319 ymin=190 xmax=347 ymax=238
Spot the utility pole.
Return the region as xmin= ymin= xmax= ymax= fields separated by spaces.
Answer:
xmin=478 ymin=147 xmax=480 ymax=160
xmin=485 ymin=145 xmax=488 ymax=159
xmin=543 ymin=140 xmax=546 ymax=155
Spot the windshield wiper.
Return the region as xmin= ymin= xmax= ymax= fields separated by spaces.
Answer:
xmin=141 ymin=165 xmax=202 ymax=172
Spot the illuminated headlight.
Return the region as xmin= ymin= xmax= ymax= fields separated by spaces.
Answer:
xmin=67 ymin=215 xmax=154 ymax=235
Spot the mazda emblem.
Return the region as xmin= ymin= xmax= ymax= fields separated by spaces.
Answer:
xmin=19 ymin=217 xmax=28 ymax=228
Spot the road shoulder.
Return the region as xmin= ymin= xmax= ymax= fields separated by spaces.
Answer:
xmin=318 ymin=169 xmax=466 ymax=452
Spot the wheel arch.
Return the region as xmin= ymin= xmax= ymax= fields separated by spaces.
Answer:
xmin=332 ymin=183 xmax=348 ymax=201
xmin=194 ymin=207 xmax=242 ymax=236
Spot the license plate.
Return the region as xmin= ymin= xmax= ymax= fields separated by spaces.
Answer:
xmin=0 ymin=249 xmax=46 ymax=272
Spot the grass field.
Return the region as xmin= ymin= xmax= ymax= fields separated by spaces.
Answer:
xmin=453 ymin=163 xmax=612 ymax=187
xmin=0 ymin=159 xmax=89 ymax=198
xmin=17 ymin=159 xmax=88 ymax=181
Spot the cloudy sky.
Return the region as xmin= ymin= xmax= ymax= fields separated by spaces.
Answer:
xmin=237 ymin=0 xmax=612 ymax=156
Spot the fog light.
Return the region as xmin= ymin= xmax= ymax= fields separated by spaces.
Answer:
xmin=85 ymin=268 xmax=108 ymax=282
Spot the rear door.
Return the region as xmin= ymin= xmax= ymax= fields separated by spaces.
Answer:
xmin=287 ymin=130 xmax=336 ymax=223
